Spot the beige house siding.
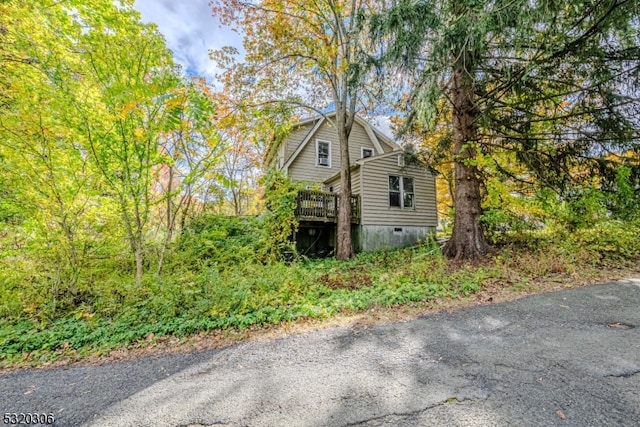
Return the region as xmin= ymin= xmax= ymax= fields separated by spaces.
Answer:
xmin=379 ymin=137 xmax=397 ymax=152
xmin=325 ymin=174 xmax=339 ymax=191
xmin=324 ymin=167 xmax=361 ymax=195
xmin=287 ymin=121 xmax=384 ymax=183
xmin=360 ymin=154 xmax=437 ymax=227
xmin=352 ymin=171 xmax=361 ymax=195
xmin=284 ymin=123 xmax=315 ymax=161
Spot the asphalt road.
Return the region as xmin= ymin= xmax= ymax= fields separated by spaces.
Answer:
xmin=2 ymin=278 xmax=639 ymax=427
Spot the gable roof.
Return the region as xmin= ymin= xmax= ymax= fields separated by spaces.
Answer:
xmin=282 ymin=116 xmax=326 ymax=171
xmin=282 ymin=112 xmax=401 ymax=171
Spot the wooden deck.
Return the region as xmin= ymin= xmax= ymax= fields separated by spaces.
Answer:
xmin=295 ymin=190 xmax=360 ymax=223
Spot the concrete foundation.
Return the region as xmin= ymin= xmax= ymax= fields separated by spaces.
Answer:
xmin=358 ymin=225 xmax=435 ymax=252
xmin=295 ymin=224 xmax=434 ymax=256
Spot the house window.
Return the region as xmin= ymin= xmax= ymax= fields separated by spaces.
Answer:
xmin=316 ymin=140 xmax=331 ymax=167
xmin=389 ymin=175 xmax=415 ymax=209
xmin=361 ymin=148 xmax=374 ymax=159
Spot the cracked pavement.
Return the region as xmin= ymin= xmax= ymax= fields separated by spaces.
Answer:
xmin=2 ymin=278 xmax=640 ymax=426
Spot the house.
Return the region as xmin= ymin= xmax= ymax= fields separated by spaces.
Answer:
xmin=273 ymin=113 xmax=437 ymax=255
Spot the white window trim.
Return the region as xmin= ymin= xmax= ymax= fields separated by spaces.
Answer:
xmin=389 ymin=175 xmax=415 ymax=209
xmin=397 ymin=154 xmax=405 ymax=167
xmin=316 ymin=139 xmax=331 ymax=167
xmin=361 ymin=147 xmax=374 ymax=159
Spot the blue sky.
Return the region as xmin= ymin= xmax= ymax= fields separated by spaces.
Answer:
xmin=133 ymin=0 xmax=242 ymax=82
xmin=131 ymin=0 xmax=393 ymax=136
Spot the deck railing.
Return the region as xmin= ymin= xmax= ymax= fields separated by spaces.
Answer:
xmin=295 ymin=190 xmax=360 ymax=223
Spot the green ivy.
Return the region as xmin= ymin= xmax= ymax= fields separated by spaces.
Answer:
xmin=260 ymin=169 xmax=301 ymax=260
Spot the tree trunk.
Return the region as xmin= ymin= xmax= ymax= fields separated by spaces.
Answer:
xmin=157 ymin=166 xmax=174 ymax=277
xmin=179 ymin=189 xmax=192 ymax=234
xmin=442 ymin=68 xmax=491 ymax=260
xmin=156 ymin=210 xmax=174 ymax=277
xmin=119 ymin=195 xmax=145 ymax=284
xmin=134 ymin=239 xmax=144 ymax=285
xmin=336 ymin=117 xmax=354 ymax=260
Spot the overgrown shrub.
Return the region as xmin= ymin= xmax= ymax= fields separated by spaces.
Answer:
xmin=176 ymin=170 xmax=302 ymax=266
xmin=480 ymin=208 xmax=540 ymax=244
xmin=177 ymin=214 xmax=268 ymax=267
xmin=571 ymin=220 xmax=640 ymax=262
xmin=261 ymin=169 xmax=300 ymax=260
xmin=607 ymin=166 xmax=640 ymax=222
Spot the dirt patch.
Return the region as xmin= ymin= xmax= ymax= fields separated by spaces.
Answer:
xmin=319 ymin=266 xmax=373 ymax=290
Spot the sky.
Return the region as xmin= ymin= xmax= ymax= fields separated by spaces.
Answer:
xmin=133 ymin=0 xmax=241 ymax=82
xmin=131 ymin=0 xmax=393 ymax=137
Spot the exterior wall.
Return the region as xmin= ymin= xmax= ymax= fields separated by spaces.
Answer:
xmin=359 ymin=225 xmax=435 ymax=252
xmin=285 ymin=123 xmax=315 ymax=161
xmin=324 ymin=167 xmax=361 ymax=195
xmin=378 ymin=136 xmax=397 ymax=152
xmin=287 ymin=121 xmax=384 ymax=183
xmin=360 ymin=154 xmax=437 ymax=227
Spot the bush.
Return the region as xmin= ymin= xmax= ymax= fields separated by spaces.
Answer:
xmin=571 ymin=220 xmax=640 ymax=261
xmin=177 ymin=214 xmax=268 ymax=267
xmin=607 ymin=167 xmax=640 ymax=222
xmin=2 ymin=200 xmax=639 ymax=368
xmin=261 ymin=169 xmax=300 ymax=260
xmin=480 ymin=208 xmax=540 ymax=244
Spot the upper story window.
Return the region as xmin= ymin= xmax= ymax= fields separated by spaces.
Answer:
xmin=316 ymin=140 xmax=331 ymax=167
xmin=361 ymin=148 xmax=374 ymax=159
xmin=389 ymin=175 xmax=415 ymax=209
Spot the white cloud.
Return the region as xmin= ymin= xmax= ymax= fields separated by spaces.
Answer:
xmin=369 ymin=116 xmax=395 ymax=139
xmin=133 ymin=0 xmax=242 ymax=82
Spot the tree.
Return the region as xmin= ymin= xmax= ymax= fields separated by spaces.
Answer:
xmin=216 ymin=117 xmax=263 ymax=216
xmin=12 ymin=0 xmax=200 ymax=283
xmin=1 ymin=0 xmax=229 ymax=288
xmin=0 ymin=0 xmax=102 ymax=288
xmin=212 ymin=0 xmax=379 ymax=260
xmin=71 ymin=5 xmax=184 ymax=283
xmin=154 ymin=78 xmax=223 ymax=275
xmin=373 ymin=0 xmax=640 ymax=259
